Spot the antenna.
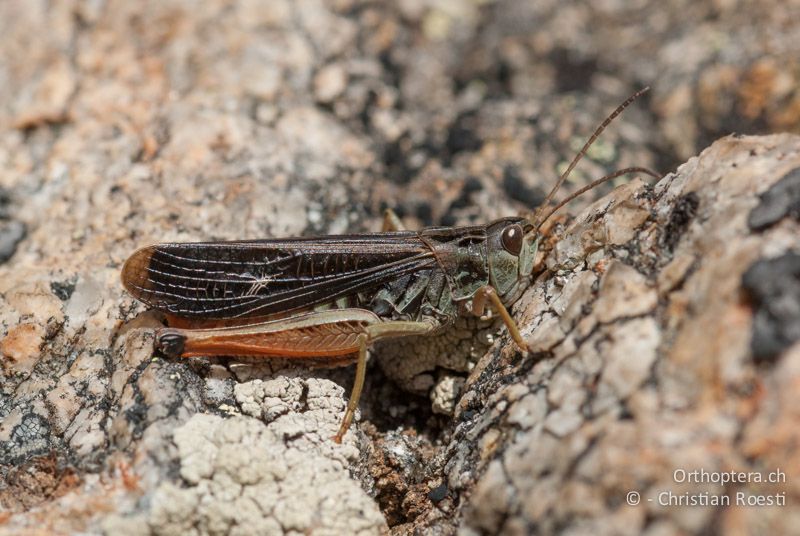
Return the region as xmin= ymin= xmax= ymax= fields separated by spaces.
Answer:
xmin=535 ymin=166 xmax=661 ymax=229
xmin=529 ymin=87 xmax=660 ymax=232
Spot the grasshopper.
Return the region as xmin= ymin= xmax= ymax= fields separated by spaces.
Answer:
xmin=121 ymin=89 xmax=659 ymax=442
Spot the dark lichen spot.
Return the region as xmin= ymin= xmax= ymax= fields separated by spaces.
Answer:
xmin=0 ymin=186 xmax=11 ymax=219
xmin=459 ymin=409 xmax=476 ymax=422
xmin=445 ymin=112 xmax=482 ymax=158
xmin=748 ymin=167 xmax=800 ymax=231
xmin=427 ymin=483 xmax=449 ymax=503
xmin=440 ymin=177 xmax=484 ymax=225
xmin=449 ymin=177 xmax=483 ymax=211
xmin=50 ymin=278 xmax=77 ymax=301
xmin=742 ymin=252 xmax=800 ymax=364
xmin=503 ymin=166 xmax=545 ymax=207
xmin=440 ymin=212 xmax=457 ymax=227
xmin=382 ymin=135 xmax=417 ymax=185
xmin=0 ymin=414 xmax=52 ymax=464
xmin=378 ymin=50 xmax=403 ymax=90
xmin=414 ymin=202 xmax=433 ymax=226
xmin=661 ymin=192 xmax=699 ymax=252
xmin=550 ymin=48 xmax=599 ymax=92
xmin=0 ymin=220 xmax=26 ymax=264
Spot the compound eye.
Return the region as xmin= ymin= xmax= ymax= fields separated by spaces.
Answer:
xmin=501 ymin=224 xmax=524 ymax=256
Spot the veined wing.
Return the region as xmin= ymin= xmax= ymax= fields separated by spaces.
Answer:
xmin=121 ymin=232 xmax=438 ymax=319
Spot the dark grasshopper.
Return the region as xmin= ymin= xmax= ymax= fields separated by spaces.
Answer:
xmin=122 ymin=89 xmax=659 ymax=442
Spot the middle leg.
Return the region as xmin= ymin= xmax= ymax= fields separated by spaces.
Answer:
xmin=471 ymin=285 xmax=529 ymax=353
xmin=333 ymin=318 xmax=438 ymax=442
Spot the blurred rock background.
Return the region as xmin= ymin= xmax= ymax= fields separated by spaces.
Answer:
xmin=0 ymin=0 xmax=799 ymax=534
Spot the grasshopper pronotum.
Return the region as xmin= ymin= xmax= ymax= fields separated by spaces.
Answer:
xmin=121 ymin=89 xmax=659 ymax=442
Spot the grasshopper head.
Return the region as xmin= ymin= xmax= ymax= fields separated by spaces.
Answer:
xmin=487 ymin=217 xmax=539 ymax=306
xmin=490 ymin=89 xmax=661 ymax=307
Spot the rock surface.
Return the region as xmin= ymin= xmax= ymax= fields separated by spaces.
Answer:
xmin=1 ymin=1 xmax=799 ymax=535
xmin=445 ymin=134 xmax=800 ymax=535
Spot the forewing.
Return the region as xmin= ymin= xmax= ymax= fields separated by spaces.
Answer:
xmin=121 ymin=232 xmax=437 ymax=319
